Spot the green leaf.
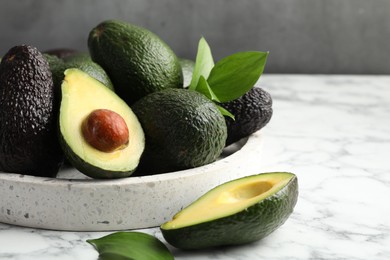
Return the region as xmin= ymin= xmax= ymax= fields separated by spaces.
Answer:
xmin=195 ymin=75 xmax=220 ymax=102
xmin=189 ymin=37 xmax=214 ymax=90
xmin=217 ymin=105 xmax=235 ymax=120
xmin=207 ymin=51 xmax=269 ymax=102
xmin=87 ymin=231 xmax=174 ymax=260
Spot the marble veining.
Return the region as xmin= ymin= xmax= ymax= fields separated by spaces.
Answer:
xmin=1 ymin=74 xmax=390 ymax=259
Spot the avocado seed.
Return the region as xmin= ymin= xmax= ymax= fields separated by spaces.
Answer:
xmin=82 ymin=109 xmax=129 ymax=152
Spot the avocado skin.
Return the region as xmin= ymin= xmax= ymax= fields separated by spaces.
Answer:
xmin=44 ymin=48 xmax=78 ymax=59
xmin=220 ymin=87 xmax=273 ymax=146
xmin=44 ymin=53 xmax=114 ymax=91
xmin=132 ymin=88 xmax=227 ymax=174
xmin=161 ymin=174 xmax=298 ymax=249
xmin=0 ymin=45 xmax=63 ymax=177
xmin=88 ymin=20 xmax=183 ymax=105
xmin=43 ymin=54 xmax=67 ymax=105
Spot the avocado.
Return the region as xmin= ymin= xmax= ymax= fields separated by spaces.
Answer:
xmin=43 ymin=54 xmax=67 ymax=96
xmin=44 ymin=53 xmax=114 ymax=91
xmin=44 ymin=48 xmax=79 ymax=59
xmin=161 ymin=172 xmax=298 ymax=249
xmin=65 ymin=55 xmax=114 ymax=91
xmin=88 ymin=20 xmax=183 ymax=105
xmin=220 ymin=87 xmax=273 ymax=146
xmin=43 ymin=54 xmax=66 ymax=85
xmin=179 ymin=58 xmax=195 ymax=88
xmin=0 ymin=45 xmax=63 ymax=177
xmin=132 ymin=88 xmax=227 ymax=174
xmin=63 ymin=52 xmax=92 ymax=63
xmin=59 ymin=68 xmax=145 ymax=179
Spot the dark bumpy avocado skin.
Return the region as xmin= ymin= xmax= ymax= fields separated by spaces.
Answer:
xmin=132 ymin=89 xmax=227 ymax=174
xmin=161 ymin=175 xmax=298 ymax=250
xmin=88 ymin=20 xmax=183 ymax=105
xmin=220 ymin=87 xmax=273 ymax=146
xmin=0 ymin=45 xmax=63 ymax=177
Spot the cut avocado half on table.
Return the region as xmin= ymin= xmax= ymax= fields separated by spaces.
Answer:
xmin=161 ymin=172 xmax=298 ymax=249
xmin=59 ymin=68 xmax=145 ymax=179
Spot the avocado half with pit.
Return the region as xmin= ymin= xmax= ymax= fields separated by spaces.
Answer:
xmin=59 ymin=68 xmax=145 ymax=179
xmin=160 ymin=172 xmax=298 ymax=249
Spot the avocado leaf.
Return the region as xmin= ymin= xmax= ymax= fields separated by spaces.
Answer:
xmin=216 ymin=105 xmax=235 ymax=120
xmin=87 ymin=231 xmax=174 ymax=260
xmin=189 ymin=37 xmax=214 ymax=90
xmin=195 ymin=76 xmax=235 ymax=119
xmin=195 ymin=75 xmax=220 ymax=102
xmin=207 ymin=51 xmax=269 ymax=102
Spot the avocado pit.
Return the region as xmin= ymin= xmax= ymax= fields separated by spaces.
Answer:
xmin=82 ymin=109 xmax=129 ymax=153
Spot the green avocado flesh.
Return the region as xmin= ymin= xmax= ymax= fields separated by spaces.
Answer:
xmin=59 ymin=68 xmax=145 ymax=179
xmin=160 ymin=172 xmax=298 ymax=249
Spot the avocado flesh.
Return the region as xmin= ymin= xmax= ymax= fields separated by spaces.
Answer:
xmin=161 ymin=172 xmax=298 ymax=249
xmin=59 ymin=68 xmax=144 ymax=179
xmin=0 ymin=45 xmax=63 ymax=177
xmin=88 ymin=20 xmax=183 ymax=105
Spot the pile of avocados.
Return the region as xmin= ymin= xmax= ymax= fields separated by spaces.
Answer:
xmin=0 ymin=19 xmax=273 ymax=179
xmin=0 ymin=20 xmax=298 ymax=250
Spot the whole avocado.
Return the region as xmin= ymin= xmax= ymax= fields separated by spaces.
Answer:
xmin=0 ymin=45 xmax=63 ymax=177
xmin=88 ymin=20 xmax=183 ymax=105
xmin=220 ymin=87 xmax=273 ymax=146
xmin=132 ymin=88 xmax=227 ymax=174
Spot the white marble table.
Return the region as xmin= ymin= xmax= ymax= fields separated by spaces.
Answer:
xmin=1 ymin=74 xmax=389 ymax=260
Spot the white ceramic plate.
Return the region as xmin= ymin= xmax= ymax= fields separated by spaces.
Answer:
xmin=0 ymin=131 xmax=263 ymax=231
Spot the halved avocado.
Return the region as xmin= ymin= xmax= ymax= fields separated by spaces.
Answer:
xmin=59 ymin=68 xmax=145 ymax=179
xmin=160 ymin=172 xmax=298 ymax=249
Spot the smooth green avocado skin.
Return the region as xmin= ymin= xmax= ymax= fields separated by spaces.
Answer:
xmin=132 ymin=88 xmax=227 ymax=174
xmin=221 ymin=87 xmax=273 ymax=146
xmin=161 ymin=173 xmax=298 ymax=250
xmin=88 ymin=20 xmax=183 ymax=105
xmin=0 ymin=45 xmax=63 ymax=177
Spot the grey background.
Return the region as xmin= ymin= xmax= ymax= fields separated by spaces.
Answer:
xmin=0 ymin=0 xmax=389 ymax=74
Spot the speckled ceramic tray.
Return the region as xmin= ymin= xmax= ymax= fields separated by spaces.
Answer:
xmin=0 ymin=131 xmax=263 ymax=231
